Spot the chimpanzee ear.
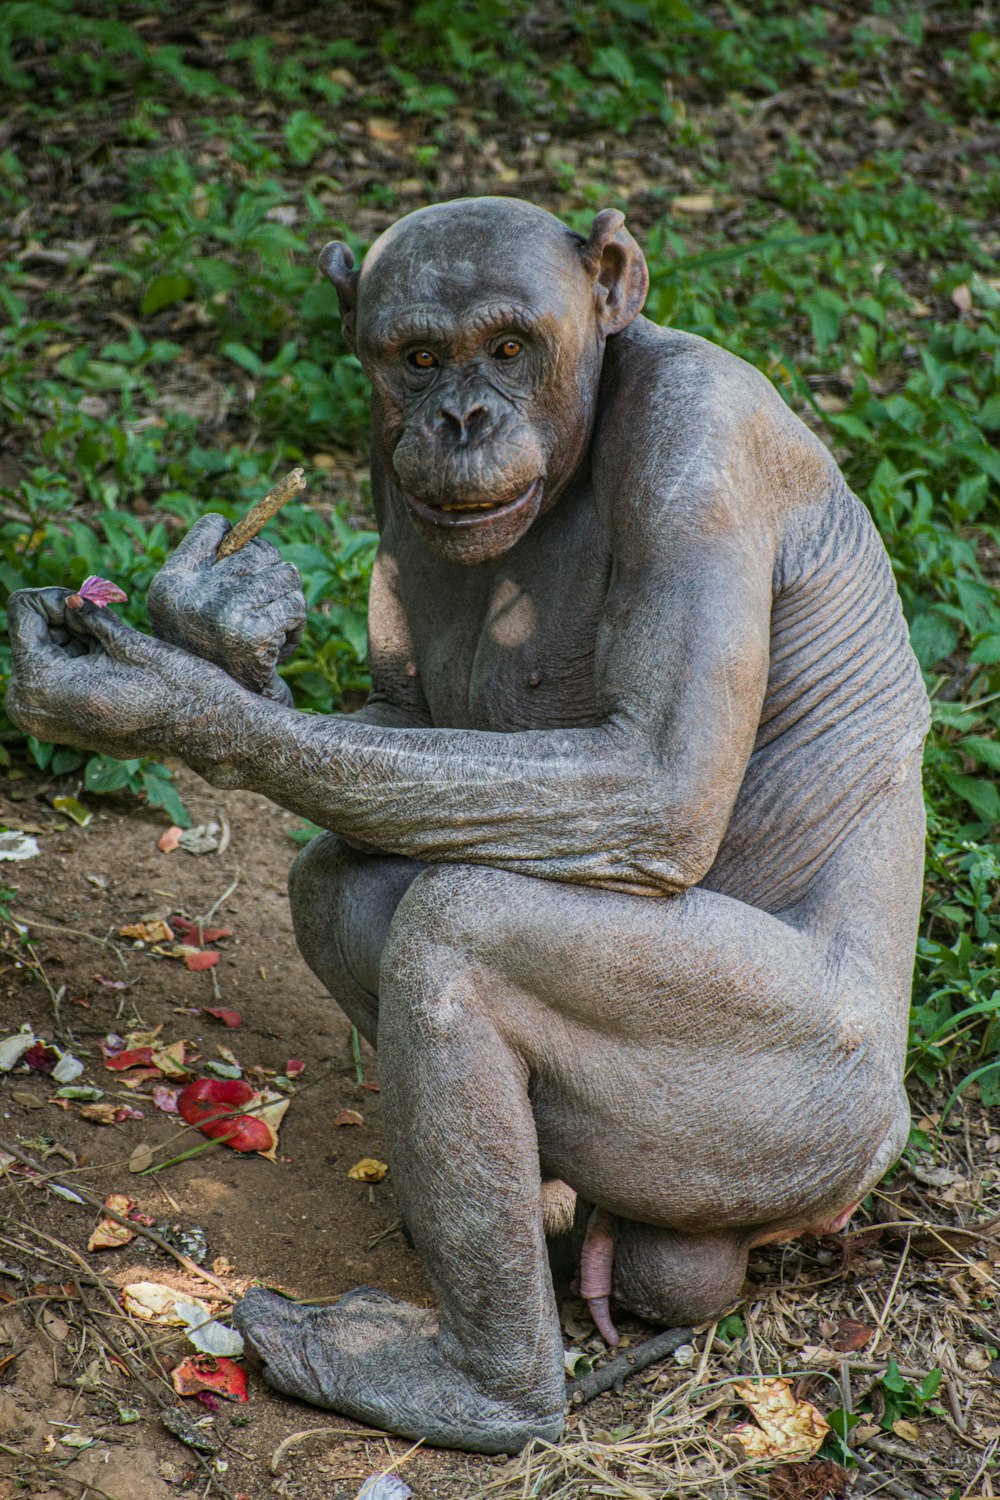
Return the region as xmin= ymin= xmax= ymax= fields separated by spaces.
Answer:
xmin=579 ymin=209 xmax=649 ymax=336
xmin=318 ymin=241 xmax=360 ymax=351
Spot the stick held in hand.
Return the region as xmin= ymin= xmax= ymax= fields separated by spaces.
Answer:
xmin=217 ymin=468 xmax=306 ymax=558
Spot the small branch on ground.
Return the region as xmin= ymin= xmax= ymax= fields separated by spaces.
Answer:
xmin=567 ymin=1324 xmax=695 ymax=1404
xmin=0 ymin=1136 xmax=229 ymax=1293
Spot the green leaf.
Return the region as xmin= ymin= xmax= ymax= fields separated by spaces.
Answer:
xmin=961 ymin=736 xmax=1000 ymax=772
xmin=907 ymin=613 xmax=957 ymax=669
xmin=140 ymin=765 xmax=191 ymax=827
xmin=942 ymin=772 xmax=1000 ymax=826
xmin=84 ymin=756 xmax=137 ymax=793
xmin=222 ymin=342 xmax=264 ymax=376
xmin=141 ymin=272 xmax=195 ymax=317
xmin=969 ymin=635 xmax=1000 ymax=665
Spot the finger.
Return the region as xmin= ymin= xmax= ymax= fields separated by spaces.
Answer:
xmin=167 ymin=514 xmax=232 ymax=568
xmin=220 ymin=563 xmax=305 ymax=612
xmin=66 ymin=599 xmax=160 ymax=668
xmin=7 ymin=589 xmax=73 ymax=659
xmin=256 ymin=599 xmax=307 ymax=661
xmin=214 ymin=533 xmax=286 ymax=578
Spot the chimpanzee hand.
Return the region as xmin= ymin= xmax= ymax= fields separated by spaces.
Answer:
xmin=147 ymin=515 xmax=307 ymax=701
xmin=5 ymin=588 xmax=238 ymax=763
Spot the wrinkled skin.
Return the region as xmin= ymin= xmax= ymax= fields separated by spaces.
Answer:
xmin=6 ymin=197 xmax=929 ymax=1456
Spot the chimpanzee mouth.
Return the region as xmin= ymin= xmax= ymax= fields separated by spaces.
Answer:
xmin=404 ymin=477 xmax=543 ymax=528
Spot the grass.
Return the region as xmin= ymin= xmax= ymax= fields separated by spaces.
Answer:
xmin=0 ymin=0 xmax=997 ymax=1110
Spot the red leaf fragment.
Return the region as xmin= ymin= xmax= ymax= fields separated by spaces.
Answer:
xmin=23 ymin=1043 xmax=58 ymax=1075
xmin=177 ymin=1079 xmax=274 ymax=1153
xmin=173 ymin=916 xmax=232 ymax=945
xmin=77 ymin=574 xmax=129 ymax=607
xmin=105 ymin=1047 xmax=154 ymax=1071
xmin=831 ymin=1318 xmax=873 ymax=1353
xmin=171 ymin=1354 xmax=248 ymax=1402
xmin=184 ymin=950 xmax=219 ymax=972
xmin=204 ymin=1007 xmax=242 ymax=1029
xmin=285 ymin=1058 xmax=304 ymax=1076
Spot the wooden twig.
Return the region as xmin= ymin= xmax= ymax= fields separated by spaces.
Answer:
xmin=216 ymin=468 xmax=305 ymax=557
xmin=0 ymin=1136 xmax=229 ymax=1294
xmin=567 ymin=1325 xmax=694 ymax=1404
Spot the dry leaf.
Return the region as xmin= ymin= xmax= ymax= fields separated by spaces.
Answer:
xmin=831 ymin=1317 xmax=872 ymax=1352
xmin=366 ymin=117 xmax=402 ymax=142
xmin=334 ymin=1108 xmax=364 ymax=1127
xmin=892 ymin=1418 xmax=921 ymax=1442
xmin=732 ymin=1377 xmax=829 ymax=1461
xmin=119 ymin=920 xmax=174 ymax=943
xmin=129 ymin=1144 xmax=154 ymax=1174
xmin=348 ymin=1157 xmax=389 ymax=1182
xmin=672 ymin=194 xmax=715 ymax=214
xmin=123 ymin=1282 xmax=210 ymax=1325
xmin=88 ymin=1193 xmax=135 ymax=1251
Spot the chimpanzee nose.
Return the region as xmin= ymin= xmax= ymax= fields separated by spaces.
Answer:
xmin=439 ymin=401 xmax=488 ymax=444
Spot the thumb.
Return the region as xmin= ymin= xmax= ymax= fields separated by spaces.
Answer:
xmin=169 ymin=513 xmax=232 ymax=568
xmin=67 ymin=599 xmax=160 ymax=667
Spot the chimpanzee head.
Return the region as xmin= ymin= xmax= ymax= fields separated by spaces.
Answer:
xmin=318 ymin=197 xmax=648 ymax=564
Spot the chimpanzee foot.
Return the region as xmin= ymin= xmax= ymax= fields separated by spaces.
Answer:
xmin=233 ymin=1285 xmax=564 ymax=1455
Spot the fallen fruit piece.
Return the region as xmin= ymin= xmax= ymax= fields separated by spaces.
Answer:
xmin=52 ymin=795 xmax=91 ymax=827
xmin=123 ymin=1282 xmax=210 ymax=1325
xmin=348 ymin=1158 xmax=389 ymax=1183
xmin=23 ymin=1042 xmax=58 ymax=1074
xmin=186 ymin=948 xmax=220 ymax=972
xmin=177 ymin=1078 xmax=288 ymax=1158
xmin=88 ymin=1194 xmax=136 ymax=1251
xmin=0 ymin=831 xmax=40 ymax=862
xmin=356 ymin=1476 xmax=413 ymax=1500
xmin=80 ymin=1102 xmax=143 ymax=1126
xmin=0 ymin=1028 xmax=36 ymax=1070
xmin=204 ymin=1008 xmax=242 ymax=1029
xmin=731 ymin=1377 xmax=829 ymax=1461
xmin=173 ymin=917 xmax=232 ymax=945
xmin=152 ymin=1085 xmax=181 ymax=1113
xmin=104 ymin=1047 xmax=154 ymax=1071
xmin=174 ymin=1300 xmax=245 ymax=1357
xmin=119 ymin=920 xmax=174 ymax=943
xmin=171 ymin=1353 xmax=248 ymax=1402
xmin=158 ymin=826 xmax=184 ymax=853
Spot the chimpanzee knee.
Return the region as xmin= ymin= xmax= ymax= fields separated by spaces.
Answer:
xmin=289 ymin=832 xmax=422 ymax=1045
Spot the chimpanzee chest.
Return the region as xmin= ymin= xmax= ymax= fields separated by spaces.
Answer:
xmin=401 ymin=493 xmax=610 ymax=732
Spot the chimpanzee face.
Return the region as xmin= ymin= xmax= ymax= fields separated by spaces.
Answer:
xmin=320 ymin=198 xmax=648 ymax=565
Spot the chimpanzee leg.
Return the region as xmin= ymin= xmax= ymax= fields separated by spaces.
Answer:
xmin=288 ymin=831 xmax=424 ymax=1045
xmin=236 ymin=889 xmax=566 ymax=1453
xmin=240 ymin=781 xmax=918 ymax=1452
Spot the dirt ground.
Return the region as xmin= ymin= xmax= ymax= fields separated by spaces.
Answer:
xmin=1 ymin=765 xmax=999 ymax=1500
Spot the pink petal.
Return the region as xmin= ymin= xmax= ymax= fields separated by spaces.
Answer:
xmin=78 ymin=575 xmax=129 ymax=607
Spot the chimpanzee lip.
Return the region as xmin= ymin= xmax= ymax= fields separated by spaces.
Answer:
xmin=404 ymin=477 xmax=542 ymax=528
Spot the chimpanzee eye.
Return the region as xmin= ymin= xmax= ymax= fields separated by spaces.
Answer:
xmin=408 ymin=349 xmax=438 ymax=369
xmin=494 ymin=338 xmax=524 ymax=360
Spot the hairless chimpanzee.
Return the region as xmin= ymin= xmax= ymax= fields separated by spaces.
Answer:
xmin=5 ymin=198 xmax=929 ymax=1455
